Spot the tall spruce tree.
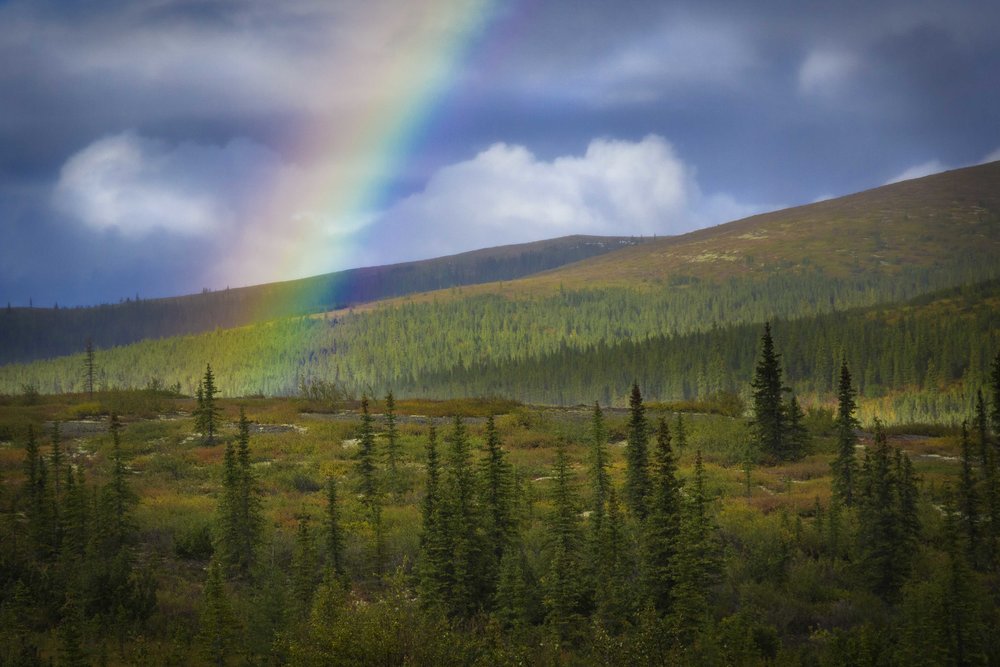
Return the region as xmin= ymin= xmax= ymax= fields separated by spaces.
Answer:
xmin=940 ymin=490 xmax=987 ymax=665
xmin=104 ymin=413 xmax=134 ymax=553
xmin=383 ymin=391 xmax=402 ymax=493
xmin=439 ymin=415 xmax=483 ymax=617
xmin=589 ymin=402 xmax=611 ymax=538
xmin=219 ymin=422 xmax=240 ymax=571
xmin=355 ymin=396 xmax=383 ymax=576
xmin=624 ymin=382 xmax=650 ymax=520
xmin=235 ymin=408 xmax=261 ymax=571
xmin=219 ymin=408 xmax=262 ymax=576
xmin=642 ymin=417 xmax=681 ymax=615
xmin=291 ymin=516 xmax=318 ymax=614
xmin=750 ymin=323 xmax=787 ymax=462
xmin=895 ymin=448 xmax=921 ymax=557
xmin=858 ymin=420 xmax=910 ymax=599
xmin=544 ymin=440 xmax=583 ymax=642
xmin=674 ymin=413 xmax=687 ymax=451
xmin=480 ymin=414 xmax=512 ymax=585
xmin=958 ymin=422 xmax=980 ymax=563
xmin=594 ymin=486 xmax=634 ymax=633
xmin=418 ymin=425 xmax=448 ymax=610
xmin=831 ymin=361 xmax=860 ymax=506
xmin=199 ymin=364 xmax=220 ymax=445
xmin=669 ymin=450 xmax=718 ymax=645
xmin=356 ymin=396 xmax=378 ymax=506
xmin=198 ymin=559 xmax=235 ymax=667
xmin=495 ymin=544 xmax=531 ymax=632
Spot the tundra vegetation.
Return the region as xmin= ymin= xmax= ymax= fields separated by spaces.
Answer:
xmin=1 ymin=334 xmax=999 ymax=665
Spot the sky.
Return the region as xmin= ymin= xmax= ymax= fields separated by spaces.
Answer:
xmin=2 ymin=0 xmax=999 ymax=307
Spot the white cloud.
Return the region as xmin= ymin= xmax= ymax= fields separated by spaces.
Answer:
xmin=54 ymin=132 xmax=297 ymax=237
xmin=798 ymin=50 xmax=859 ymax=94
xmin=884 ymin=159 xmax=947 ymax=184
xmin=363 ymin=135 xmax=764 ymax=263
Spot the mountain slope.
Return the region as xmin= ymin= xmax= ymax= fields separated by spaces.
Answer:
xmin=374 ymin=161 xmax=1000 ymax=304
xmin=0 ymin=235 xmax=642 ymax=364
xmin=3 ymin=278 xmax=997 ymax=425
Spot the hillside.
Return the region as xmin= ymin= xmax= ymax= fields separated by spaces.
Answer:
xmin=372 ymin=160 xmax=1000 ymax=304
xmin=4 ymin=278 xmax=998 ymax=424
xmin=0 ymin=235 xmax=642 ymax=364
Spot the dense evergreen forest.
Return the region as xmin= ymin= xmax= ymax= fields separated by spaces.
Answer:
xmin=3 ymin=276 xmax=998 ymax=425
xmin=0 ymin=236 xmax=640 ymax=365
xmin=1 ymin=342 xmax=999 ymax=665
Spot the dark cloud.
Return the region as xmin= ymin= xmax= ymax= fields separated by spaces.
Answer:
xmin=1 ymin=0 xmax=999 ymax=305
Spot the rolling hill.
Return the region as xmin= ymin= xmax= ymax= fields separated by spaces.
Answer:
xmin=369 ymin=160 xmax=1000 ymax=304
xmin=0 ymin=235 xmax=643 ymax=364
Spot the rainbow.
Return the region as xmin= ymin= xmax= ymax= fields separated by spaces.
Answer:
xmin=222 ymin=0 xmax=503 ymax=320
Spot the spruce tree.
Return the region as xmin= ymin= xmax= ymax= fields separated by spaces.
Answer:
xmin=104 ymin=413 xmax=134 ymax=553
xmin=356 ymin=396 xmax=378 ymax=506
xmin=674 ymin=413 xmax=687 ymax=451
xmin=958 ymin=422 xmax=980 ymax=563
xmin=355 ymin=396 xmax=383 ymax=576
xmin=544 ymin=440 xmax=582 ymax=642
xmin=198 ymin=559 xmax=235 ymax=667
xmin=642 ymin=417 xmax=681 ymax=615
xmin=624 ymin=382 xmax=650 ymax=520
xmin=589 ymin=402 xmax=610 ymax=537
xmin=895 ymin=449 xmax=921 ymax=556
xmin=418 ymin=425 xmax=448 ymax=609
xmin=784 ymin=394 xmax=810 ymax=461
xmin=480 ymin=414 xmax=512 ymax=584
xmin=384 ymin=391 xmax=401 ymax=493
xmin=22 ymin=425 xmax=50 ymax=555
xmin=858 ymin=420 xmax=909 ymax=599
xmin=439 ymin=415 xmax=482 ymax=617
xmin=58 ymin=593 xmax=88 ymax=667
xmin=324 ymin=476 xmax=345 ymax=579
xmin=61 ymin=465 xmax=89 ymax=564
xmin=831 ymin=361 xmax=859 ymax=506
xmin=587 ymin=401 xmax=611 ymax=610
xmin=669 ymin=450 xmax=718 ymax=645
xmin=495 ymin=544 xmax=531 ymax=632
xmin=750 ymin=323 xmax=786 ymax=462
xmin=235 ymin=407 xmax=262 ymax=574
xmin=291 ymin=516 xmax=318 ymax=615
xmin=594 ymin=486 xmax=634 ymax=633
xmin=200 ymin=364 xmax=220 ymax=445
xmin=218 ymin=421 xmax=240 ymax=573
xmin=940 ymin=490 xmax=987 ymax=665
xmin=219 ymin=408 xmax=262 ymax=576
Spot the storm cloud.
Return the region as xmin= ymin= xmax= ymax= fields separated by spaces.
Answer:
xmin=1 ymin=0 xmax=998 ymax=305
